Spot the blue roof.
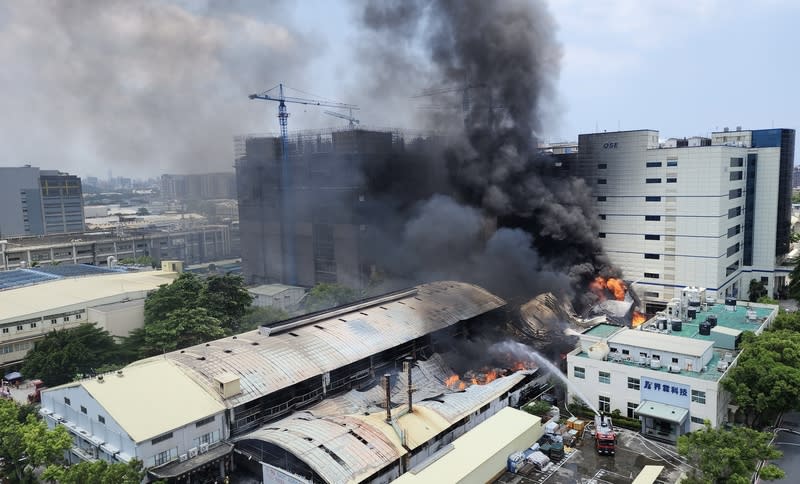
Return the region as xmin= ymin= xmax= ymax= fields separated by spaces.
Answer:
xmin=0 ymin=264 xmax=125 ymax=291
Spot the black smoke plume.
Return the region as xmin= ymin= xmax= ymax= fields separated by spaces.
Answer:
xmin=357 ymin=0 xmax=619 ymax=309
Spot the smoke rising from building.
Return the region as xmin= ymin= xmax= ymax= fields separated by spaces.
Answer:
xmin=357 ymin=0 xmax=618 ymax=307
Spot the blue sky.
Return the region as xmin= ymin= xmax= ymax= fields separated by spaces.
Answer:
xmin=0 ymin=0 xmax=796 ymax=176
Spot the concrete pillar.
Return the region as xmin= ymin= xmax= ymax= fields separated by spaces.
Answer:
xmin=71 ymin=243 xmax=77 ymax=263
xmin=49 ymin=247 xmax=54 ymax=264
xmin=26 ymin=250 xmax=31 ymax=265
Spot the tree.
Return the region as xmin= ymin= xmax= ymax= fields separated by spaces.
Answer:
xmin=0 ymin=399 xmax=72 ymax=483
xmin=677 ymin=424 xmax=783 ymax=483
xmin=240 ymin=306 xmax=289 ymax=332
xmin=748 ymin=279 xmax=768 ymax=302
xmin=787 ymin=258 xmax=800 ymax=302
xmin=199 ymin=274 xmax=253 ymax=333
xmin=22 ymin=324 xmax=121 ymax=386
xmin=42 ymin=458 xmax=145 ymax=484
xmin=304 ymin=283 xmax=359 ymax=312
xmin=135 ymin=207 xmax=150 ymax=216
xmin=771 ymin=310 xmax=800 ymax=332
xmin=140 ymin=308 xmax=225 ymax=356
xmin=144 ymin=273 xmax=203 ymax=326
xmin=721 ymin=330 xmax=800 ymax=428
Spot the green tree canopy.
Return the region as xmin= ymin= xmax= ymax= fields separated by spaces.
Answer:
xmin=21 ymin=324 xmax=121 ymax=386
xmin=677 ymin=424 xmax=783 ymax=483
xmin=0 ymin=399 xmax=72 ymax=483
xmin=748 ymin=279 xmax=768 ymax=302
xmin=787 ymin=258 xmax=800 ymax=302
xmin=144 ymin=273 xmax=203 ymax=326
xmin=303 ymin=283 xmax=359 ymax=312
xmin=140 ymin=307 xmax=225 ymax=356
xmin=199 ymin=274 xmax=253 ymax=333
xmin=771 ymin=310 xmax=800 ymax=332
xmin=240 ymin=306 xmax=290 ymax=332
xmin=721 ymin=330 xmax=800 ymax=428
xmin=42 ymin=458 xmax=145 ymax=484
xmin=135 ymin=207 xmax=150 ymax=216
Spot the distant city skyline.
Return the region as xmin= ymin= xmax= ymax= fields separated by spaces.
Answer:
xmin=0 ymin=0 xmax=797 ymax=177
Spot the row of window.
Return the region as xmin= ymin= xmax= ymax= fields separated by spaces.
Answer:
xmin=575 ymin=368 xmax=708 ymax=406
xmin=0 ymin=341 xmax=33 ymax=354
xmin=599 ymin=177 xmax=678 ymax=185
xmin=1 ymin=313 xmax=81 ymax=335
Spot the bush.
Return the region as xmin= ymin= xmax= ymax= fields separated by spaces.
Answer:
xmin=523 ymin=400 xmax=554 ymax=417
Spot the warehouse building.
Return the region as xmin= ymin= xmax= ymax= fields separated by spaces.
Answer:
xmin=40 ymin=281 xmax=544 ymax=483
xmin=566 ymin=294 xmax=778 ymax=442
xmin=0 ymin=266 xmax=177 ymax=369
xmin=575 ymin=127 xmax=795 ymax=310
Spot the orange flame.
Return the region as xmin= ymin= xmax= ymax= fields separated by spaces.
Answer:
xmin=484 ymin=370 xmax=499 ymax=383
xmin=590 ymin=276 xmax=608 ymax=302
xmin=590 ymin=276 xmax=629 ymax=302
xmin=445 ymin=375 xmax=459 ymax=387
xmin=606 ymin=278 xmax=627 ymax=301
xmin=632 ymin=311 xmax=646 ymax=327
xmin=458 ymin=382 xmax=466 ymax=390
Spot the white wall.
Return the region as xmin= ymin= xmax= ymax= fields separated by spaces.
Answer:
xmin=88 ymin=300 xmax=146 ymax=338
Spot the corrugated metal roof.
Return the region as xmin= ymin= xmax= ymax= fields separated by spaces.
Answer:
xmin=138 ymin=281 xmax=505 ymax=408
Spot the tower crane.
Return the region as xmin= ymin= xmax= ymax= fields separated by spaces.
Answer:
xmin=248 ymin=83 xmax=358 ymax=285
xmin=323 ymin=109 xmax=360 ymax=128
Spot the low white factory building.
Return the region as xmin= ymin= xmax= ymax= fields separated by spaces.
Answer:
xmin=247 ymin=283 xmax=305 ymax=312
xmin=0 ymin=267 xmax=177 ymax=369
xmin=567 ymin=291 xmax=777 ymax=443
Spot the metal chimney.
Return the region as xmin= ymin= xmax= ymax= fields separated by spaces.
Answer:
xmin=383 ymin=374 xmax=392 ymax=423
xmin=404 ymin=357 xmax=414 ymax=413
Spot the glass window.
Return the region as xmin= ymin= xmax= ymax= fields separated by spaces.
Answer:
xmin=599 ymin=233 xmax=606 ymax=238
xmin=599 ymin=396 xmax=611 ymax=413
xmin=16 ymin=326 xmax=23 ymax=331
xmin=730 ymin=157 xmax=744 ymax=167
xmin=627 ymin=377 xmax=640 ymax=390
xmin=64 ymin=397 xmax=71 ymax=406
xmin=80 ymin=406 xmax=87 ymax=414
xmin=666 ymin=177 xmax=677 ymax=183
xmin=597 ymin=179 xmax=607 ymax=185
xmin=599 ymin=371 xmax=611 ymax=384
xmin=622 ymin=349 xmax=630 ymax=355
xmin=645 ymin=178 xmax=662 ymax=184
xmin=645 ymin=196 xmax=661 ymax=202
xmin=98 ymin=415 xmax=105 ymax=424
xmin=729 ymin=188 xmax=742 ymax=199
xmin=728 ymin=206 xmax=742 ymax=218
xmin=691 ymin=390 xmax=706 ymax=404
xmin=730 ymin=171 xmax=743 ymax=181
xmin=644 ymin=253 xmax=660 ymax=259
xmin=64 ymin=316 xmax=69 ymax=322
xmin=646 ymin=161 xmax=662 ymax=168
xmin=727 ymin=243 xmax=740 ymax=257
xmin=573 ymin=367 xmax=585 ymax=379
xmin=667 ymin=160 xmax=678 ymax=167
xmin=597 ymin=196 xmax=607 ymax=202
xmin=727 ymin=225 xmax=741 ymax=238
xmin=644 ymin=272 xmax=660 ymax=279
xmin=76 ymin=313 xmax=82 ymax=320
xmin=690 ymin=416 xmax=706 ymax=424
xmin=1 ymin=328 xmax=7 ymax=334
xmin=30 ymin=322 xmax=37 ymax=328
xmin=645 ymin=234 xmax=660 ymax=240
xmin=645 ymin=215 xmax=661 ymax=221
xmin=599 ymin=214 xmax=606 ymax=220
xmin=627 ymin=402 xmax=638 ymax=419
xmin=151 ymin=432 xmax=174 ymax=445
xmin=597 ymin=163 xmax=607 ymax=169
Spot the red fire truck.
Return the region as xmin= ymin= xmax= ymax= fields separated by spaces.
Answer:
xmin=594 ymin=414 xmax=616 ymax=455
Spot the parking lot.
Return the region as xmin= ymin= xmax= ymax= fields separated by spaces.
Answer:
xmin=496 ymin=428 xmax=690 ymax=484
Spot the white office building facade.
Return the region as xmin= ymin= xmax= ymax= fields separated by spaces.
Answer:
xmin=577 ymin=128 xmax=795 ymax=310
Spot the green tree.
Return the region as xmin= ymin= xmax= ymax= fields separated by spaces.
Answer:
xmin=721 ymin=330 xmax=800 ymax=428
xmin=141 ymin=307 xmax=225 ymax=356
xmin=0 ymin=399 xmax=72 ymax=483
xmin=522 ymin=400 xmax=553 ymax=417
xmin=42 ymin=458 xmax=145 ymax=484
xmin=135 ymin=207 xmax=150 ymax=216
xmin=22 ymin=324 xmax=121 ymax=386
xmin=199 ymin=274 xmax=253 ymax=333
xmin=240 ymin=306 xmax=290 ymax=332
xmin=771 ymin=310 xmax=800 ymax=331
xmin=748 ymin=279 xmax=768 ymax=302
xmin=787 ymin=258 xmax=800 ymax=302
xmin=304 ymin=283 xmax=359 ymax=312
xmin=144 ymin=273 xmax=203 ymax=326
xmin=677 ymin=424 xmax=783 ymax=483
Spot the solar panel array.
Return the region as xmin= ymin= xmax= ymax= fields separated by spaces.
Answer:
xmin=0 ymin=264 xmax=123 ymax=290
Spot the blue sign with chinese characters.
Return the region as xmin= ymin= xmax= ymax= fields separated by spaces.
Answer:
xmin=640 ymin=376 xmax=690 ymax=408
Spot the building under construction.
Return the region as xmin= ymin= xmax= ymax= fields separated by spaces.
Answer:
xmin=235 ymin=127 xmax=444 ymax=289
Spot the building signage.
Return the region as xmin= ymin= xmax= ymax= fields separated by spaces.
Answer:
xmin=603 ymin=142 xmax=618 ymax=149
xmin=640 ymin=376 xmax=690 ymax=408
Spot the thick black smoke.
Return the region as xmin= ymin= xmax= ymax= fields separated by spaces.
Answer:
xmin=357 ymin=0 xmax=618 ymax=308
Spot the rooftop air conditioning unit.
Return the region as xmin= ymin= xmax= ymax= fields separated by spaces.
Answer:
xmin=179 ymin=453 xmax=188 ymax=462
xmin=188 ymin=447 xmax=198 ymax=458
xmin=199 ymin=443 xmax=209 ymax=454
xmin=650 ymin=359 xmax=661 ymax=370
xmin=668 ymin=365 xmax=681 ymax=374
xmin=717 ymin=361 xmax=729 ymax=372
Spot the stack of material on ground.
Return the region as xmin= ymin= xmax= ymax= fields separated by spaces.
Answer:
xmin=507 ymin=444 xmax=551 ymax=473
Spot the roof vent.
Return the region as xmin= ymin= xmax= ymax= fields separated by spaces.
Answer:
xmin=97 ymin=375 xmax=104 ymax=383
xmin=213 ymin=372 xmax=241 ymax=399
xmin=116 ymin=370 xmax=124 ymax=377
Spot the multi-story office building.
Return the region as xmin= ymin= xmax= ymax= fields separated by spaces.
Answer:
xmin=0 ymin=166 xmax=85 ymax=237
xmin=161 ymin=173 xmax=237 ymax=201
xmin=576 ymin=128 xmax=795 ymax=310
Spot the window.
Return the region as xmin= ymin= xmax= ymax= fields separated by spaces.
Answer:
xmin=645 ymin=196 xmax=661 ymax=202
xmin=727 ymin=243 xmax=740 ymax=257
xmin=30 ymin=322 xmax=37 ymax=328
xmin=16 ymin=326 xmax=23 ymax=331
xmin=1 ymin=328 xmax=7 ymax=334
xmin=671 ymin=357 xmax=679 ymax=364
xmin=195 ymin=415 xmax=215 ymax=428
xmin=644 ymin=272 xmax=660 ymax=279
xmin=726 ymin=261 xmax=740 ymax=276
xmin=646 ymin=161 xmax=662 ymax=168
xmin=64 ymin=397 xmax=71 ymax=406
xmin=573 ymin=367 xmax=585 ymax=379
xmin=667 ymin=159 xmax=678 ymax=167
xmin=98 ymin=415 xmax=105 ymax=424
xmin=728 ymin=206 xmax=742 ymax=218
xmin=645 ymin=178 xmax=662 ymax=184
xmin=644 ymin=291 xmax=659 ymax=298
xmin=730 ymin=157 xmax=744 ymax=167
xmin=691 ymin=390 xmax=706 ymax=404
xmin=599 ymin=396 xmax=611 ymax=413
xmin=666 ymin=177 xmax=677 ymax=183
xmin=627 ymin=402 xmax=638 ymax=419
xmin=153 ymin=448 xmax=177 ymax=467
xmin=64 ymin=316 xmax=69 ymax=322
xmin=730 ymin=171 xmax=743 ymax=181
xmin=192 ymin=431 xmax=219 ymax=448
xmin=691 ymin=416 xmax=706 ymax=424
xmin=645 ymin=215 xmax=661 ymax=221
xmin=597 ymin=163 xmax=607 ymax=169
xmin=151 ymin=432 xmax=174 ymax=445
xmin=51 ymin=319 xmax=57 ymax=325
xmin=727 ymin=225 xmax=741 ymax=238
xmin=599 ymin=371 xmax=611 ymax=384
xmin=597 ymin=196 xmax=607 ymax=202
xmin=76 ymin=313 xmax=82 ymax=320
xmin=622 ymin=349 xmax=630 ymax=355
xmin=597 ymin=179 xmax=607 ymax=185
xmin=599 ymin=214 xmax=606 ymax=220
xmin=80 ymin=406 xmax=87 ymax=414
xmin=599 ymin=233 xmax=606 ymax=238
xmin=644 ymin=253 xmax=660 ymax=260
xmin=729 ymin=188 xmax=742 ymax=199
xmin=627 ymin=377 xmax=640 ymax=390
xmin=645 ymin=234 xmax=660 ymax=240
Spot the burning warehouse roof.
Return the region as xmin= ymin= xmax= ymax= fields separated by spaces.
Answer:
xmin=587 ymin=276 xmax=646 ymax=327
